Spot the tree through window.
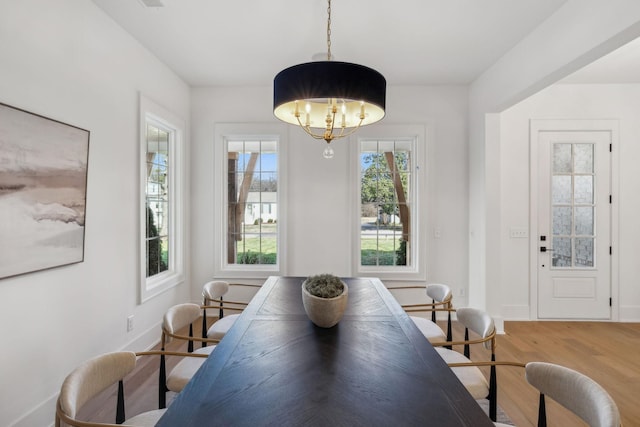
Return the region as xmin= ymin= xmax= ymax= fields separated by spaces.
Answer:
xmin=360 ymin=139 xmax=412 ymax=267
xmin=226 ymin=139 xmax=278 ymax=265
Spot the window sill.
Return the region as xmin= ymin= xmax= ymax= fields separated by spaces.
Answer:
xmin=140 ymin=271 xmax=184 ymax=303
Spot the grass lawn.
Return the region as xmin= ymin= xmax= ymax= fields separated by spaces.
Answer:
xmin=235 ymin=233 xmax=403 ymax=266
xmin=236 ymin=235 xmax=277 ymax=264
xmin=361 ymin=237 xmax=402 ymax=265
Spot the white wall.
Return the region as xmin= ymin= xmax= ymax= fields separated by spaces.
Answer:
xmin=0 ymin=1 xmax=191 ymax=425
xmin=469 ymin=0 xmax=640 ymax=320
xmin=189 ymin=85 xmax=470 ymax=302
xmin=499 ymin=83 xmax=640 ymax=321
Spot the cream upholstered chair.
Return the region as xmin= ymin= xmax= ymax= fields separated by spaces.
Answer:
xmin=55 ymin=351 xmax=166 ymax=427
xmin=431 ymin=307 xmax=524 ymax=422
xmin=399 ymin=283 xmax=454 ymax=344
xmin=157 ymin=303 xmax=219 ymax=408
xmin=201 ymin=280 xmax=259 ymax=343
xmin=525 ymin=362 xmax=621 ymax=427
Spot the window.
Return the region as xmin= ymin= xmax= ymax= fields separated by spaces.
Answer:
xmin=145 ymin=124 xmax=169 ymax=276
xmin=360 ymin=139 xmax=412 ymax=266
xmin=140 ymin=95 xmax=185 ymax=302
xmin=352 ymin=125 xmax=426 ymax=279
xmin=214 ymin=124 xmax=287 ymax=277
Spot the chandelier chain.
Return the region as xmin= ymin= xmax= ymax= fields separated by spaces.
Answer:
xmin=326 ymin=0 xmax=332 ymax=61
xmin=273 ymin=0 xmax=386 ymax=157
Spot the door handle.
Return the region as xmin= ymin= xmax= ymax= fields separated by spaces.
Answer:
xmin=540 ymin=246 xmax=554 ymax=252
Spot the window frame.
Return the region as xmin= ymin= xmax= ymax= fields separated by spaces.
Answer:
xmin=213 ymin=123 xmax=288 ymax=279
xmin=139 ymin=95 xmax=185 ymax=303
xmin=350 ymin=124 xmax=427 ymax=281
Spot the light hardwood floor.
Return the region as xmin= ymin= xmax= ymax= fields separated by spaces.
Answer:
xmin=80 ymin=320 xmax=640 ymax=426
xmin=488 ymin=321 xmax=640 ymax=427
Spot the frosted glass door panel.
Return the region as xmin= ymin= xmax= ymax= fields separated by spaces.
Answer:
xmin=574 ymin=176 xmax=593 ymax=204
xmin=552 ymin=207 xmax=572 ymax=235
xmin=553 ymin=143 xmax=572 ymax=173
xmin=574 ymin=143 xmax=594 ymax=173
xmin=550 ymin=142 xmax=595 ymax=268
xmin=575 ymin=207 xmax=594 ymax=235
xmin=552 ymin=176 xmax=572 ymax=204
xmin=575 ymin=238 xmax=594 ymax=267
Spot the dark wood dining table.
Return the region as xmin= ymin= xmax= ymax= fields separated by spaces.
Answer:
xmin=155 ymin=276 xmax=494 ymax=426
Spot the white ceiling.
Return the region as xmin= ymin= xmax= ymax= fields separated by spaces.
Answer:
xmin=91 ymin=0 xmax=640 ymax=88
xmin=92 ymin=0 xmax=575 ymax=87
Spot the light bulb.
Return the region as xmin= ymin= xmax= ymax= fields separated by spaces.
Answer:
xmin=323 ymin=145 xmax=334 ymax=159
xmin=305 ymin=103 xmax=312 ymax=126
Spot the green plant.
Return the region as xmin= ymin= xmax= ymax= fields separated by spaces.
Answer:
xmin=237 ymin=251 xmax=260 ymax=264
xmin=395 ymin=239 xmax=407 ymax=266
xmin=146 ymin=206 xmax=167 ymax=276
xmin=304 ymin=274 xmax=345 ymax=298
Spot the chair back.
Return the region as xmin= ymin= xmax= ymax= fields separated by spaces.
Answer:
xmin=426 ymin=283 xmax=452 ymax=304
xmin=58 ymin=352 xmax=136 ymax=419
xmin=456 ymin=307 xmax=495 ymax=350
xmin=525 ymin=362 xmax=621 ymax=427
xmin=163 ymin=303 xmax=201 ymax=344
xmin=202 ymin=280 xmax=230 ymax=301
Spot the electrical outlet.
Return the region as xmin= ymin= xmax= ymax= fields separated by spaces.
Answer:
xmin=458 ymin=288 xmax=466 ymax=297
xmin=127 ymin=315 xmax=134 ymax=332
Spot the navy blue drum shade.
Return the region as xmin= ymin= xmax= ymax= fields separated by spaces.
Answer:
xmin=273 ymin=61 xmax=386 ymax=128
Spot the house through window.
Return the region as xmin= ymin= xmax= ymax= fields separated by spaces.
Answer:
xmin=226 ymin=138 xmax=278 ymax=266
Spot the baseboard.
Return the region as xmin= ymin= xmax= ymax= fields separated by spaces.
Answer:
xmin=122 ymin=319 xmax=163 ymax=352
xmin=620 ymin=305 xmax=640 ymax=322
xmin=494 ymin=316 xmax=505 ymax=334
xmin=11 ymin=321 xmax=162 ymax=427
xmin=499 ymin=304 xmax=640 ymax=322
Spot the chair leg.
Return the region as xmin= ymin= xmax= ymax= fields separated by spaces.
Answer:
xmin=445 ymin=311 xmax=452 ymax=350
xmin=188 ymin=324 xmax=194 ymax=353
xmin=431 ymin=299 xmax=436 ymax=322
xmin=202 ymin=308 xmax=208 ymax=348
xmin=219 ymin=296 xmax=224 ymax=319
xmin=116 ymin=380 xmax=125 ymax=424
xmin=159 ymin=354 xmax=167 ymax=409
xmin=463 ymin=328 xmax=470 ymax=358
xmin=489 ymin=354 xmax=497 ymax=421
xmin=538 ymin=394 xmax=547 ymax=427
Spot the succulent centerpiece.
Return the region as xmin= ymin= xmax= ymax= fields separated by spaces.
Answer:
xmin=301 ymin=274 xmax=349 ymax=328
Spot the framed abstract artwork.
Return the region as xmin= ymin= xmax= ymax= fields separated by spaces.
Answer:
xmin=0 ymin=103 xmax=90 ymax=279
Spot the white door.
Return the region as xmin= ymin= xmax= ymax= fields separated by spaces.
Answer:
xmin=536 ymin=129 xmax=611 ymax=319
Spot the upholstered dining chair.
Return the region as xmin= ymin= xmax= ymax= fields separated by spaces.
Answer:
xmin=397 ymin=283 xmax=455 ymax=344
xmin=156 ymin=303 xmax=219 ymax=408
xmin=201 ymin=280 xmax=260 ymax=343
xmin=525 ymin=361 xmax=621 ymax=427
xmin=431 ymin=307 xmax=524 ymax=422
xmin=55 ymin=351 xmax=166 ymax=427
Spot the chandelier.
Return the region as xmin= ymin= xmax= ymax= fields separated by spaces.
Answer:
xmin=273 ymin=0 xmax=386 ymax=158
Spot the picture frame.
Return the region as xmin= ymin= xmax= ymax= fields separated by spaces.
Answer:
xmin=0 ymin=102 xmax=90 ymax=279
